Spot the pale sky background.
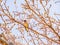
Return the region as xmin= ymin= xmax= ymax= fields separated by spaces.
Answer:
xmin=5 ymin=0 xmax=60 ymax=36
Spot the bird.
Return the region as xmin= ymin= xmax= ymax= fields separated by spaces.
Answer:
xmin=23 ymin=20 xmax=29 ymax=32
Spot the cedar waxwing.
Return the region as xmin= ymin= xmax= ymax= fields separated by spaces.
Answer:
xmin=23 ymin=20 xmax=29 ymax=32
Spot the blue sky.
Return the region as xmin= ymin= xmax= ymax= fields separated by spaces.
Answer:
xmin=0 ymin=0 xmax=60 ymax=45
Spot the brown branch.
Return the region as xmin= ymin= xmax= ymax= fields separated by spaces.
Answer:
xmin=24 ymin=0 xmax=60 ymax=39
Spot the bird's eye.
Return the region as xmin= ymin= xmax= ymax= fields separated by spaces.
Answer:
xmin=24 ymin=20 xmax=26 ymax=22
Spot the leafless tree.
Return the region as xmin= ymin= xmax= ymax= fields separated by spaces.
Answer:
xmin=0 ymin=0 xmax=60 ymax=45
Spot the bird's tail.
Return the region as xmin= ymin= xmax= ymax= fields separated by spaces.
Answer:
xmin=25 ymin=28 xmax=28 ymax=32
